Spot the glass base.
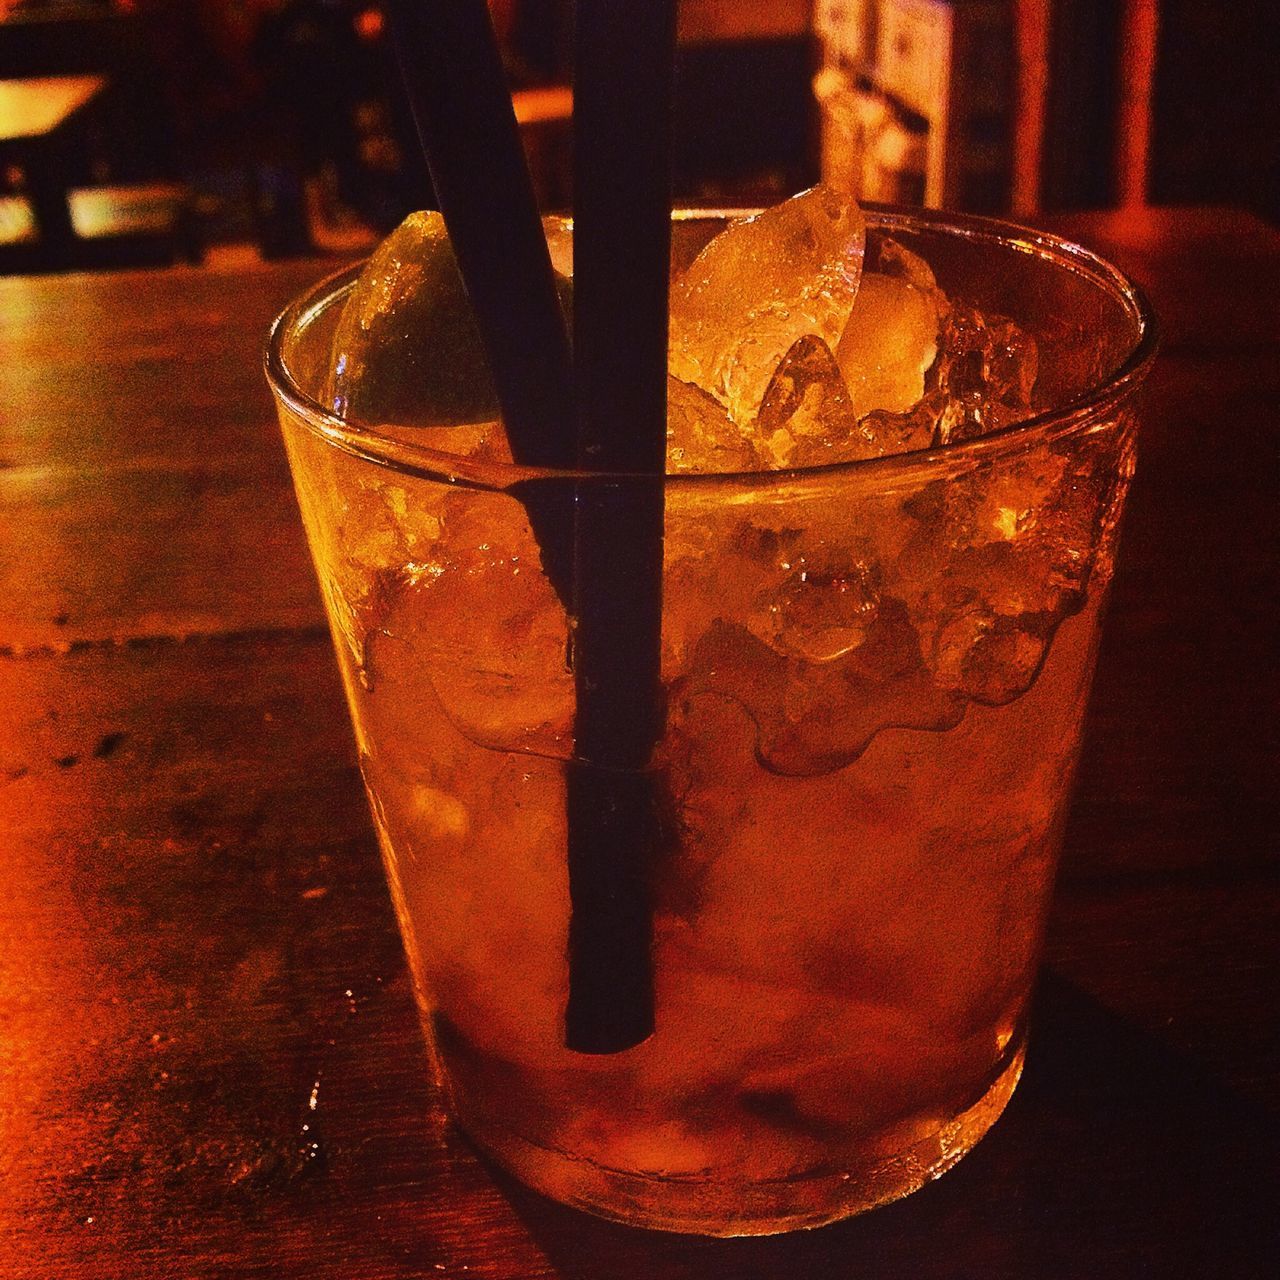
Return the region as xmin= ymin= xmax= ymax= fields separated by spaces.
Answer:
xmin=455 ymin=1032 xmax=1026 ymax=1237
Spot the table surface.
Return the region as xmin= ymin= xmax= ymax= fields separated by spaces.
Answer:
xmin=0 ymin=73 xmax=105 ymax=143
xmin=0 ymin=208 xmax=1276 ymax=1279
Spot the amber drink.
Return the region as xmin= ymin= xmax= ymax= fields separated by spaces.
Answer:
xmin=267 ymin=192 xmax=1155 ymax=1234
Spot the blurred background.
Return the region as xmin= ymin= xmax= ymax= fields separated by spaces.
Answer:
xmin=1 ymin=0 xmax=1277 ymax=274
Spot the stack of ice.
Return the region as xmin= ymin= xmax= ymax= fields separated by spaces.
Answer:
xmin=321 ymin=189 xmax=1124 ymax=773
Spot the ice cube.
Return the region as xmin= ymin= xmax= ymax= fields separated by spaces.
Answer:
xmin=736 ymin=234 xmax=948 ymax=466
xmin=683 ymin=611 xmax=963 ymax=777
xmin=1033 ymin=433 xmax=1128 ymax=595
xmin=661 ymin=517 xmax=798 ymax=679
xmin=896 ymin=442 xmax=1110 ymax=706
xmin=931 ymin=604 xmax=1053 ymax=705
xmin=285 ymin=449 xmax=442 ymax=685
xmin=835 ymin=240 xmax=943 ymax=420
xmin=363 ymin=489 xmax=574 ymax=757
xmin=746 ymin=549 xmax=883 ymax=663
xmin=357 ymin=745 xmax=571 ymax=1068
xmin=857 ymin=395 xmax=944 ymax=458
xmin=666 ymin=375 xmax=758 ymax=474
xmin=756 ymin=336 xmax=882 ymax=467
xmin=877 ymin=235 xmax=942 ymax=294
xmin=669 ymin=185 xmax=866 ymax=425
xmin=931 ymin=303 xmax=1039 ymax=445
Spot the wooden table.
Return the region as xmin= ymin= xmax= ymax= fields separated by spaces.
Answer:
xmin=0 ymin=73 xmax=107 ymax=265
xmin=0 ymin=211 xmax=1276 ymax=1278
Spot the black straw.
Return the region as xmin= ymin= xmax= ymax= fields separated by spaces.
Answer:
xmin=384 ymin=0 xmax=675 ymax=1056
xmin=384 ymin=0 xmax=576 ymax=590
xmin=565 ymin=0 xmax=677 ymax=1053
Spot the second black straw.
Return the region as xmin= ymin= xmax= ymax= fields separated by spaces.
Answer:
xmin=565 ymin=0 xmax=677 ymax=1053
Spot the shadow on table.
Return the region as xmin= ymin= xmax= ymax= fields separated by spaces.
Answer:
xmin=495 ymin=972 xmax=1279 ymax=1280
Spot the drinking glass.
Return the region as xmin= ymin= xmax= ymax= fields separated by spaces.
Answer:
xmin=266 ymin=208 xmax=1156 ymax=1234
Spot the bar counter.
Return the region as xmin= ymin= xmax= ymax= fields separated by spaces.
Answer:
xmin=1 ymin=206 xmax=1276 ymax=1277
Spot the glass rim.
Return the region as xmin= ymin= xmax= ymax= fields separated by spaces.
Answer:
xmin=264 ymin=203 xmax=1159 ymax=493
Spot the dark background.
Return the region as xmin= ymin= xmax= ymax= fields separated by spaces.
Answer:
xmin=1 ymin=0 xmax=1277 ymax=269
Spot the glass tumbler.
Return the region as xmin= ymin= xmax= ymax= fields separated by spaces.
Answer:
xmin=266 ymin=208 xmax=1156 ymax=1235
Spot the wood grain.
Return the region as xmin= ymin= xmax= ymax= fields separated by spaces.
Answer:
xmin=0 ymin=263 xmax=332 ymax=648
